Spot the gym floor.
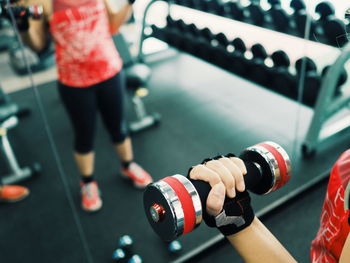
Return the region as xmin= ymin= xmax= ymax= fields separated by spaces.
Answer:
xmin=0 ymin=49 xmax=349 ymax=263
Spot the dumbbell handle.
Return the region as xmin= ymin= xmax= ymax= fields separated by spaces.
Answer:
xmin=189 ymin=161 xmax=263 ymax=211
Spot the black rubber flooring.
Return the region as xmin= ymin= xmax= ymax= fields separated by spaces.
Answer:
xmin=0 ymin=52 xmax=349 ymax=263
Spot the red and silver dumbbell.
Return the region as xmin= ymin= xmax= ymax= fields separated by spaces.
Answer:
xmin=143 ymin=141 xmax=292 ymax=241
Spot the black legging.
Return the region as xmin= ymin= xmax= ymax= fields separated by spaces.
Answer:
xmin=58 ymin=71 xmax=128 ymax=154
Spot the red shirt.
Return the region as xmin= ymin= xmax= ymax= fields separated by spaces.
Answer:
xmin=50 ymin=0 xmax=122 ymax=87
xmin=310 ymin=150 xmax=350 ymax=262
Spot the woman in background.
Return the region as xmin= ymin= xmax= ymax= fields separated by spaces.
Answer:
xmin=18 ymin=0 xmax=153 ymax=212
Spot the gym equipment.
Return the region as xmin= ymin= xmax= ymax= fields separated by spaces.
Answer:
xmin=247 ymin=0 xmax=265 ymax=26
xmin=302 ymin=40 xmax=350 ymax=157
xmin=249 ymin=43 xmax=271 ymax=86
xmin=228 ymin=37 xmax=248 ymax=76
xmin=0 ymin=86 xmax=41 ymax=185
xmin=290 ymin=0 xmax=306 ymax=13
xmin=293 ymin=9 xmax=317 ymax=37
xmin=118 ymin=235 xmax=133 ymax=252
xmin=0 ymin=18 xmax=14 ymax=51
xmin=168 ymin=240 xmax=182 ymax=253
xmin=112 ymin=248 xmax=127 ymax=261
xmin=205 ymin=0 xmax=226 ymax=16
xmin=315 ymin=1 xmax=347 ymax=46
xmin=113 ymin=33 xmax=161 ymax=133
xmin=268 ymin=0 xmax=290 ymax=32
xmin=321 ymin=65 xmax=347 ymax=96
xmin=128 ymin=255 xmax=142 ymax=263
xmin=225 ymin=1 xmax=245 ymax=21
xmin=270 ymin=50 xmax=297 ymax=99
xmin=214 ymin=32 xmax=229 ymax=47
xmin=9 ymin=40 xmax=55 ymax=75
xmin=294 ymin=57 xmax=346 ymax=107
xmin=295 ymin=57 xmax=321 ymax=107
xmin=143 ymin=141 xmax=291 ymax=241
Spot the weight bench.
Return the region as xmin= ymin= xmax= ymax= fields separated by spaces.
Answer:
xmin=113 ymin=33 xmax=161 ymax=133
xmin=0 ymin=87 xmax=40 ymax=185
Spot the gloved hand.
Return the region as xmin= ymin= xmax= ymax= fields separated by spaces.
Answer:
xmin=3 ymin=5 xmax=30 ymax=31
xmin=205 ymin=187 xmax=254 ymax=236
xmin=188 ymin=154 xmax=254 ymax=236
xmin=15 ymin=15 xmax=29 ymax=31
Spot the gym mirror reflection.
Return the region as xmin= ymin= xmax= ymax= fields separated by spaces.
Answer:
xmin=1 ymin=0 xmax=350 ymax=262
xmin=0 ymin=1 xmax=93 ymax=262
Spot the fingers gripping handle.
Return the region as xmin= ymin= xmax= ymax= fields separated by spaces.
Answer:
xmin=189 ymin=161 xmax=262 ymax=212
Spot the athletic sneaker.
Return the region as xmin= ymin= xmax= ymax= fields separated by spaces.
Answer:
xmin=121 ymin=162 xmax=153 ymax=188
xmin=80 ymin=181 xmax=102 ymax=212
xmin=0 ymin=185 xmax=29 ymax=202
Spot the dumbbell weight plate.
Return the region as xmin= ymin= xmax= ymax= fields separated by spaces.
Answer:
xmin=323 ymin=18 xmax=347 ymax=46
xmin=150 ymin=25 xmax=165 ymax=41
xmin=228 ymin=53 xmax=250 ymax=77
xmin=181 ymin=32 xmax=195 ymax=53
xmin=270 ymin=7 xmax=290 ymax=31
xmin=249 ymin=62 xmax=272 ymax=87
xmin=322 ymin=65 xmax=348 ymax=96
xmin=166 ymin=16 xmax=176 ymax=28
xmin=302 ymin=74 xmax=321 ymax=107
xmin=271 ymin=70 xmax=297 ymax=99
xmin=199 ymin=27 xmax=214 ymax=42
xmin=248 ymin=4 xmax=265 ymax=26
xmin=240 ymin=142 xmax=291 ymax=195
xmin=187 ymin=23 xmax=199 ymax=37
xmin=290 ymin=0 xmax=306 ymax=12
xmin=226 ymin=1 xmax=245 ymax=21
xmin=215 ymin=32 xmax=229 ymax=47
xmin=315 ymin=1 xmax=335 ymax=20
xmin=212 ymin=46 xmax=230 ymax=70
xmin=144 ymin=174 xmax=202 ymax=241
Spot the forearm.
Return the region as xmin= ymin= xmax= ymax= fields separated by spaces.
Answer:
xmin=339 ymin=233 xmax=350 ymax=263
xmin=227 ymin=217 xmax=297 ymax=263
xmin=18 ymin=0 xmax=48 ymax=52
xmin=20 ymin=27 xmax=46 ymax=52
xmin=105 ymin=1 xmax=133 ymax=34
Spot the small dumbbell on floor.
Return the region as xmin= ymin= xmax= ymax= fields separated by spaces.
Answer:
xmin=144 ymin=141 xmax=292 ymax=241
xmin=112 ymin=235 xmax=143 ymax=262
xmin=167 ymin=240 xmax=183 ymax=254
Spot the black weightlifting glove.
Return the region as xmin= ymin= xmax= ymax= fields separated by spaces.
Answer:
xmin=203 ymin=190 xmax=255 ymax=236
xmin=15 ymin=16 xmax=29 ymax=31
xmin=4 ymin=6 xmax=30 ymax=31
xmin=188 ymin=154 xmax=255 ymax=236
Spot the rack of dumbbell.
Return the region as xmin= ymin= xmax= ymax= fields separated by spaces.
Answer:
xmin=163 ymin=0 xmax=348 ymax=47
xmin=140 ymin=0 xmax=350 ymax=155
xmin=150 ymin=15 xmax=348 ymax=108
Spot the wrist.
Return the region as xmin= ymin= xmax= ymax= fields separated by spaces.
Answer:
xmin=226 ymin=216 xmax=258 ymax=240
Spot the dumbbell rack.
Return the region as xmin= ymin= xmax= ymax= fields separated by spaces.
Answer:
xmin=138 ymin=0 xmax=350 ymax=157
xmin=302 ymin=41 xmax=350 ymax=157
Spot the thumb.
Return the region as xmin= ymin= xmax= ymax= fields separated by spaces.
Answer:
xmin=206 ymin=183 xmax=225 ymax=216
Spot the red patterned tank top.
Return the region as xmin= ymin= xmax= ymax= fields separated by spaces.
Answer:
xmin=50 ymin=0 xmax=122 ymax=87
xmin=310 ymin=150 xmax=350 ymax=262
